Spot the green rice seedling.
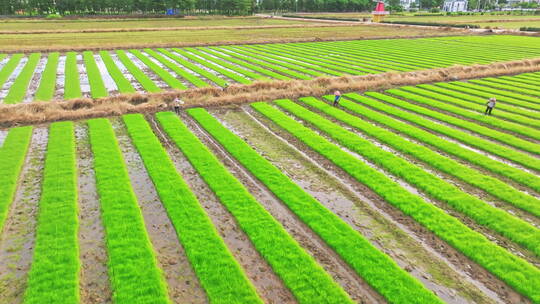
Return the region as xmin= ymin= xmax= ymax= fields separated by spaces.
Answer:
xmin=157 ymin=48 xmax=228 ymax=87
xmin=4 ymin=53 xmax=41 ymax=104
xmin=0 ymin=54 xmax=24 ymax=91
xmin=292 ymin=97 xmax=540 ymax=253
xmin=24 ymin=122 xmax=79 ymax=304
xmin=321 ymin=94 xmax=540 ymax=195
xmin=83 ymin=51 xmax=108 ymax=99
xmin=174 ymin=48 xmax=252 ymax=85
xmin=122 ymin=114 xmax=262 ymax=304
xmin=460 ymin=81 xmax=540 ymax=108
xmin=156 ymin=111 xmax=354 ymax=304
xmin=0 ymin=126 xmax=32 ymax=232
xmin=380 ymin=90 xmax=540 ymax=155
xmin=187 ymin=108 xmax=445 ymax=304
xmin=99 ymin=51 xmax=136 ymax=94
xmin=252 ymin=101 xmax=540 ymax=304
xmin=363 ymin=92 xmax=540 ymax=171
xmin=87 ymin=118 xmax=170 ymax=304
xmin=500 ymin=75 xmax=540 ymax=87
xmin=391 ymin=87 xmax=540 ymax=141
xmin=34 ymin=52 xmax=59 ymax=101
xmin=0 ymin=54 xmax=6 ymax=61
xmin=219 ymin=46 xmax=311 ymax=80
xmin=115 ymin=50 xmax=160 ymax=93
xmin=418 ymin=84 xmax=540 ymax=126
xmin=144 ymin=49 xmax=208 ymax=88
xmin=129 ymin=49 xmax=186 ymax=90
xmin=64 ymin=52 xmax=82 ymax=100
xmin=478 ymin=78 xmax=540 ymax=96
xmin=202 ymin=47 xmax=287 ymax=81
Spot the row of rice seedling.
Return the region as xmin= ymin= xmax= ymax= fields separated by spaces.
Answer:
xmin=320 ymin=94 xmax=540 ymax=196
xmin=252 ymin=101 xmax=540 ymax=303
xmin=158 ymin=48 xmax=229 ymax=87
xmin=478 ymin=78 xmax=540 ymax=97
xmin=24 ymin=122 xmax=79 ymax=303
xmin=289 ymin=98 xmax=540 ymax=254
xmin=34 ymin=52 xmax=59 ymax=101
xmin=87 ymin=118 xmax=170 ymax=304
xmin=174 ymin=48 xmax=252 ymax=84
xmin=116 ymin=50 xmax=160 ymax=93
xmin=83 ymin=51 xmax=109 ymax=99
xmin=499 ymin=75 xmax=540 ymax=87
xmin=99 ymin=51 xmax=136 ymax=94
xmin=130 ymin=50 xmax=187 ymax=90
xmin=390 ymin=88 xmax=540 ymax=141
xmin=459 ymin=81 xmax=540 ymax=108
xmin=3 ymin=53 xmax=41 ymax=104
xmin=417 ymin=84 xmax=539 ymax=126
xmin=156 ymin=111 xmax=354 ymax=304
xmin=64 ymin=52 xmax=82 ymax=100
xmin=0 ymin=54 xmax=23 ymax=92
xmin=360 ymin=92 xmax=540 ymax=171
xmin=187 ymin=108 xmax=445 ymax=303
xmin=144 ymin=49 xmax=209 ymax=88
xmin=122 ymin=114 xmax=263 ymax=303
xmin=0 ymin=126 xmax=32 ymax=232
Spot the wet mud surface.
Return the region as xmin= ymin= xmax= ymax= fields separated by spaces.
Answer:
xmin=235 ymin=106 xmax=530 ymax=304
xmin=112 ymin=118 xmax=208 ymax=304
xmin=75 ymin=123 xmax=112 ymax=303
xmin=0 ymin=128 xmax=47 ymax=304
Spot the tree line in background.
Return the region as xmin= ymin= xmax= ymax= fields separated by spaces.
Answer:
xmin=0 ymin=0 xmax=373 ymax=16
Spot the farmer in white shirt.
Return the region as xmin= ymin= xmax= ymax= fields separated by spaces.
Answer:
xmin=485 ymin=98 xmax=496 ymax=115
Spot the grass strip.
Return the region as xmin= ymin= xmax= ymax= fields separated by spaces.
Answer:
xmin=156 ymin=111 xmax=353 ymax=304
xmin=122 ymin=114 xmax=262 ymax=303
xmin=187 ymin=108 xmax=443 ymax=304
xmin=83 ymin=51 xmax=108 ymax=99
xmin=4 ymin=53 xmax=41 ymax=104
xmin=0 ymin=126 xmax=32 ymax=232
xmin=294 ymin=97 xmax=540 ymax=253
xmin=34 ymin=52 xmax=59 ymax=102
xmin=158 ymin=48 xmax=228 ymax=87
xmin=24 ymin=122 xmax=79 ymax=303
xmin=418 ymin=83 xmax=539 ymax=126
xmin=321 ymin=94 xmax=540 ymax=197
xmin=99 ymin=51 xmax=136 ymax=94
xmin=64 ymin=52 xmax=82 ymax=100
xmin=202 ymin=47 xmax=288 ymax=81
xmin=87 ymin=118 xmax=170 ymax=304
xmin=144 ymin=49 xmax=208 ymax=88
xmin=129 ymin=49 xmax=186 ymax=90
xmin=0 ymin=54 xmax=24 ymax=91
xmin=362 ymin=92 xmax=540 ymax=171
xmin=391 ymin=87 xmax=540 ymax=142
xmin=116 ymin=50 xmax=160 ymax=93
xmin=252 ymin=101 xmax=540 ymax=303
xmin=175 ymin=48 xmax=252 ymax=85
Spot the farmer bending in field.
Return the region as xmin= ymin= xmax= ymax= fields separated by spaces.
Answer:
xmin=485 ymin=97 xmax=496 ymax=116
xmin=333 ymin=90 xmax=342 ymax=106
xmin=173 ymin=98 xmax=183 ymax=115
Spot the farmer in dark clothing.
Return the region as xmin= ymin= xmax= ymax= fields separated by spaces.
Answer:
xmin=485 ymin=98 xmax=496 ymax=115
xmin=333 ymin=90 xmax=342 ymax=106
xmin=173 ymin=98 xmax=183 ymax=115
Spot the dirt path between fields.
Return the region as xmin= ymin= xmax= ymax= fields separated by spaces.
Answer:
xmin=0 ymin=127 xmax=47 ymax=304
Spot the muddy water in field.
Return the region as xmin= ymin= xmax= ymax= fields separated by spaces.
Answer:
xmin=112 ymin=118 xmax=208 ymax=304
xmin=75 ymin=123 xmax=112 ymax=304
xmin=168 ymin=49 xmax=232 ymax=85
xmin=109 ymin=53 xmax=143 ymax=92
xmin=23 ymin=55 xmax=46 ymax=103
xmin=77 ymin=54 xmax=91 ymax=98
xmin=93 ymin=55 xmax=118 ymax=95
xmin=225 ymin=106 xmax=528 ymax=304
xmin=0 ymin=127 xmax=47 ymax=304
xmin=182 ymin=112 xmax=387 ymax=304
xmin=147 ymin=115 xmax=294 ymax=304
xmin=124 ymin=52 xmax=169 ymax=89
xmin=140 ymin=51 xmax=193 ymax=89
xmin=0 ymin=129 xmax=7 ymax=147
xmin=0 ymin=57 xmax=28 ymax=101
xmin=54 ymin=55 xmax=66 ymax=100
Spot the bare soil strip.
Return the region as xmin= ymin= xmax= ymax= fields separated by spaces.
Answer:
xmin=75 ymin=123 xmax=112 ymax=303
xmin=0 ymin=127 xmax=47 ymax=304
xmin=112 ymin=118 xmax=208 ymax=303
xmin=147 ymin=115 xmax=293 ymax=304
xmin=23 ymin=56 xmax=47 ymax=103
xmin=244 ymin=107 xmax=529 ymax=304
xmin=1 ymin=58 xmax=539 ymax=127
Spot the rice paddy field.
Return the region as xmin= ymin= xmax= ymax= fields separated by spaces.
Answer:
xmin=0 ymin=35 xmax=539 ymax=104
xmin=1 ymin=13 xmax=540 ymax=304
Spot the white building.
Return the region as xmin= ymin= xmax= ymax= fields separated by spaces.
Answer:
xmin=443 ymin=0 xmax=468 ymax=11
xmin=400 ymin=0 xmax=419 ymax=9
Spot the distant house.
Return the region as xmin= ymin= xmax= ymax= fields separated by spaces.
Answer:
xmin=400 ymin=0 xmax=418 ymax=9
xmin=443 ymin=0 xmax=468 ymax=11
